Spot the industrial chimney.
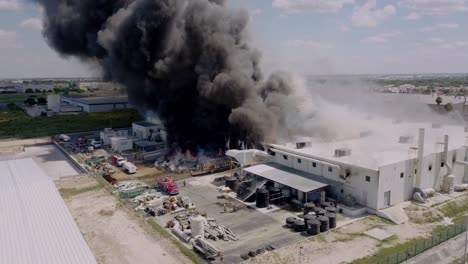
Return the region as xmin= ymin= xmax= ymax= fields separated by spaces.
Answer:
xmin=415 ymin=128 xmax=425 ymax=188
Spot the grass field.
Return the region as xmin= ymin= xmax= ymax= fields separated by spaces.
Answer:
xmin=0 ymin=93 xmax=52 ymax=104
xmin=0 ymin=109 xmax=143 ymax=139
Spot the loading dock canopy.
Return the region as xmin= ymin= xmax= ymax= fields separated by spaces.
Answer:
xmin=244 ymin=163 xmax=335 ymax=193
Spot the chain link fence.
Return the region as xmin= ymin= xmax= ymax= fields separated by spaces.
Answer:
xmin=377 ymin=223 xmax=467 ymax=264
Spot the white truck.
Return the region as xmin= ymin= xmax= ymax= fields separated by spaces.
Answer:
xmin=59 ymin=134 xmax=71 ymax=142
xmin=122 ymin=161 xmax=137 ymax=174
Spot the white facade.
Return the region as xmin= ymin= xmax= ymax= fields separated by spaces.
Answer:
xmin=111 ymin=137 xmax=133 ymax=152
xmin=268 ymin=124 xmax=468 ymax=211
xmin=100 ymin=129 xmax=117 ymax=145
xmin=132 ymin=121 xmax=166 ymax=142
xmin=47 ymin=94 xmax=61 ymax=112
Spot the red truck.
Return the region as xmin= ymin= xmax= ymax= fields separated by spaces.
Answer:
xmin=157 ymin=177 xmax=179 ymax=195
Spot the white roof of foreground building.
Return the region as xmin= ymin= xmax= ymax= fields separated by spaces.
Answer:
xmin=270 ymin=123 xmax=467 ymax=170
xmin=0 ymin=158 xmax=96 ymax=264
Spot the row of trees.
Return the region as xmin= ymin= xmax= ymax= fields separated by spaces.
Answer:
xmin=24 ymin=97 xmax=47 ymax=106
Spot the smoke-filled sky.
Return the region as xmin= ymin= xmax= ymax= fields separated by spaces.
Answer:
xmin=1 ymin=0 xmax=468 ymax=78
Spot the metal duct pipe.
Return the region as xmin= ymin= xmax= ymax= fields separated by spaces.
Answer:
xmin=444 ymin=135 xmax=453 ymax=175
xmin=416 ymin=128 xmax=425 ymax=188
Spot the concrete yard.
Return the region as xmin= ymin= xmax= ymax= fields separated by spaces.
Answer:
xmin=0 ymin=144 xmax=82 ymax=180
xmin=156 ymin=173 xmax=357 ymax=263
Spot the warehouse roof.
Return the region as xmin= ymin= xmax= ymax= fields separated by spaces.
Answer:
xmin=63 ymin=95 xmax=129 ymax=105
xmin=270 ymin=123 xmax=467 ymax=170
xmin=0 ymin=158 xmax=96 ymax=264
xmin=244 ymin=163 xmax=338 ymax=193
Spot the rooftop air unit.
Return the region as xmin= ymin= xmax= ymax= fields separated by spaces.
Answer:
xmin=399 ymin=136 xmax=414 ymax=144
xmin=296 ymin=142 xmax=311 ymax=149
xmin=335 ymin=148 xmax=352 ymax=157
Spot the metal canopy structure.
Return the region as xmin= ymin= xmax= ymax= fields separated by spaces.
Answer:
xmin=244 ymin=163 xmax=336 ymax=193
xmin=0 ymin=158 xmax=96 ymax=264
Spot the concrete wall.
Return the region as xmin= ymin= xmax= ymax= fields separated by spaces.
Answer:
xmin=272 ymin=151 xmax=380 ymax=210
xmin=376 ymin=147 xmax=468 ymax=209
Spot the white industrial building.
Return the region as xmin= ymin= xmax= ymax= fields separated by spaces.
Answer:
xmin=132 ymin=121 xmax=166 ymax=142
xmin=234 ymin=123 xmax=468 ymax=222
xmin=61 ymin=96 xmax=132 ymax=113
xmin=0 ymin=158 xmax=96 ymax=264
xmin=111 ymin=136 xmax=134 ymax=152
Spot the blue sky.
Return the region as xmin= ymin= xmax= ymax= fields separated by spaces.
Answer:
xmin=1 ymin=0 xmax=468 ymax=78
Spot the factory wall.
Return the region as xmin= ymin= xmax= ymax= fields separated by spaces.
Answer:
xmin=376 ymin=147 xmax=468 ymax=209
xmin=272 ymin=151 xmax=380 ymax=210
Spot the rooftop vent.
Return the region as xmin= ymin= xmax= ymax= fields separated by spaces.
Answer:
xmin=296 ymin=142 xmax=311 ymax=149
xmin=399 ymin=136 xmax=414 ymax=144
xmin=335 ymin=148 xmax=352 ymax=157
xmin=360 ymin=131 xmax=371 ymax=138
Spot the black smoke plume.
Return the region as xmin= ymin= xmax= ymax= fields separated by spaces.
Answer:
xmin=34 ymin=0 xmax=298 ymax=148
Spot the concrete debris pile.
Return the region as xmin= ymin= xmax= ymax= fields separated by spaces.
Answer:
xmin=154 ymin=161 xmax=193 ymax=174
xmin=192 ymin=238 xmax=220 ymax=260
xmin=132 ymin=190 xmax=166 ymax=212
xmin=191 ymin=158 xmax=231 ymax=176
xmin=115 ymin=181 xmax=149 ymax=192
xmin=204 ymin=218 xmax=238 ymax=241
xmin=161 ymin=196 xmax=195 ymax=213
xmin=92 ymin=163 xmax=116 ymax=176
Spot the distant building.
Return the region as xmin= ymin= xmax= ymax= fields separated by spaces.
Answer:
xmin=61 ymin=96 xmax=132 ymax=113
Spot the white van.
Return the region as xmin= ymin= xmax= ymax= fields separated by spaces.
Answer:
xmin=122 ymin=161 xmax=137 ymax=174
xmin=59 ymin=134 xmax=71 ymax=142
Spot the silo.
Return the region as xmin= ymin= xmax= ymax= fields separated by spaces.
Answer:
xmin=188 ymin=215 xmax=206 ymax=238
xmin=47 ymin=94 xmax=61 ymax=112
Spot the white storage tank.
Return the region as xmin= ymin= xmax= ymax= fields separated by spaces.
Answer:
xmin=189 ymin=215 xmax=206 ymax=238
xmin=47 ymin=94 xmax=61 ymax=112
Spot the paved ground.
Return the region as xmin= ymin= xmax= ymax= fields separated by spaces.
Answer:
xmin=154 ymin=172 xmax=365 ymax=264
xmin=409 ymin=232 xmax=468 ymax=264
xmin=0 ymin=144 xmax=82 ymax=180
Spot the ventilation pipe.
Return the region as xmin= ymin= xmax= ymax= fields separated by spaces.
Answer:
xmin=415 ymin=128 xmax=425 ymax=189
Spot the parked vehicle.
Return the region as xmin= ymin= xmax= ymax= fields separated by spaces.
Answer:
xmin=59 ymin=134 xmax=70 ymax=142
xmin=122 ymin=161 xmax=137 ymax=174
xmin=157 ymin=177 xmax=179 ymax=195
xmin=90 ymin=139 xmax=102 ymax=149
xmin=112 ymin=155 xmax=127 ymax=167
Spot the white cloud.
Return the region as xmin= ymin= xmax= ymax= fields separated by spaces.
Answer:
xmin=421 ymin=23 xmax=459 ymax=32
xmin=405 ymin=12 xmax=421 ymax=20
xmin=272 ymin=0 xmax=354 ymax=12
xmin=0 ymin=29 xmax=21 ymax=48
xmin=430 ymin=37 xmax=445 ymax=43
xmin=351 ymin=0 xmax=396 ymax=27
xmin=285 ymin=39 xmax=335 ymax=49
xmin=361 ymin=32 xmax=401 ymax=43
xmin=0 ymin=0 xmax=19 ymax=10
xmin=402 ymin=0 xmax=468 ymax=17
xmin=20 ymin=18 xmax=43 ymax=31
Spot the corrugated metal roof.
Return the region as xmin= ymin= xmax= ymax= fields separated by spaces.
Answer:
xmin=244 ymin=163 xmax=338 ymax=192
xmin=0 ymin=158 xmax=96 ymax=264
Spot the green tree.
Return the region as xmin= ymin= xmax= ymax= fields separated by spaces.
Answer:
xmin=37 ymin=97 xmax=47 ymax=105
xmin=24 ymin=98 xmax=37 ymax=106
xmin=436 ymin=96 xmax=443 ymax=106
xmin=25 ymin=88 xmax=34 ymax=93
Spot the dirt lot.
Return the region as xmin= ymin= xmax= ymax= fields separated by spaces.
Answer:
xmin=56 ymin=175 xmax=191 ymax=264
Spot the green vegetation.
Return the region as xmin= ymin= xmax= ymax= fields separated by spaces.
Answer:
xmin=0 ymin=109 xmax=142 ymax=139
xmin=59 ymin=185 xmax=103 ymax=199
xmin=0 ymin=93 xmax=52 ymax=104
xmin=439 ymin=197 xmax=468 ymax=219
xmin=351 ymin=237 xmax=424 ymax=264
xmin=148 ymin=219 xmax=205 ymax=264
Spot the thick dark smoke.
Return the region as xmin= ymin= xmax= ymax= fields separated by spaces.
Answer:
xmin=34 ymin=0 xmax=297 ymax=148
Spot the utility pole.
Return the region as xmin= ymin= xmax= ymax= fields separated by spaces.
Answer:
xmin=299 ymin=245 xmax=303 ymax=264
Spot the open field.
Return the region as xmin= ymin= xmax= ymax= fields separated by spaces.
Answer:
xmin=0 ymin=109 xmax=142 ymax=139
xmin=56 ymin=175 xmax=190 ymax=264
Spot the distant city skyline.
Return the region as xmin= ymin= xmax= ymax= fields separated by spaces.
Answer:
xmin=1 ymin=0 xmax=468 ymax=78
